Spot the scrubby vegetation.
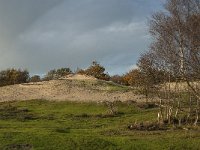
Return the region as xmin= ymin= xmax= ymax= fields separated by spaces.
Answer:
xmin=76 ymin=61 xmax=110 ymax=81
xmin=43 ymin=67 xmax=72 ymax=81
xmin=0 ymin=68 xmax=29 ymax=87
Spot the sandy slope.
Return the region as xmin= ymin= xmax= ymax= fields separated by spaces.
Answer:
xmin=0 ymin=76 xmax=146 ymax=102
xmin=160 ymin=81 xmax=200 ymax=92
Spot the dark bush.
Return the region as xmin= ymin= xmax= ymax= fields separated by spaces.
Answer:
xmin=128 ymin=122 xmax=167 ymax=131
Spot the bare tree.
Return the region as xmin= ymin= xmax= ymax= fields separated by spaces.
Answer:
xmin=140 ymin=0 xmax=200 ymax=126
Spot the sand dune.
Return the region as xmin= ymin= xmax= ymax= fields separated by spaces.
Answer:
xmin=0 ymin=75 xmax=146 ymax=102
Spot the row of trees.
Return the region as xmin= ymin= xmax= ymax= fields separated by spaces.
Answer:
xmin=0 ymin=67 xmax=73 ymax=86
xmin=0 ymin=69 xmax=29 ymax=86
xmin=0 ymin=61 xmax=173 ymax=87
xmin=0 ymin=62 xmax=111 ymax=86
xmin=42 ymin=61 xmax=110 ymax=81
xmin=0 ymin=63 xmax=153 ymax=87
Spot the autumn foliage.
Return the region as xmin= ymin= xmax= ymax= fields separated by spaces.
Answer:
xmin=0 ymin=68 xmax=29 ymax=86
xmin=77 ymin=61 xmax=110 ymax=81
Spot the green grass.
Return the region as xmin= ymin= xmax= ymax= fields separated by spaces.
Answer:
xmin=70 ymin=79 xmax=133 ymax=92
xmin=0 ymin=100 xmax=200 ymax=150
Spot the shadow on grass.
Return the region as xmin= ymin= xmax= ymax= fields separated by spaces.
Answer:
xmin=3 ymin=144 xmax=33 ymax=150
xmin=0 ymin=104 xmax=38 ymax=121
xmin=73 ymin=112 xmax=125 ymax=120
xmin=55 ymin=127 xmax=70 ymax=134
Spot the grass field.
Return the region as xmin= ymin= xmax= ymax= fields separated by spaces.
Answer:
xmin=0 ymin=100 xmax=200 ymax=150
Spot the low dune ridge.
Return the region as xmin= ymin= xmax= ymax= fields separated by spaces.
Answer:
xmin=0 ymin=75 xmax=146 ymax=102
xmin=61 ymin=74 xmax=97 ymax=80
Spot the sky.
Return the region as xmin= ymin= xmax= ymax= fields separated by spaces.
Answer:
xmin=0 ymin=0 xmax=164 ymax=75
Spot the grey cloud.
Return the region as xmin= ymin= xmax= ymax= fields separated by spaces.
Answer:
xmin=0 ymin=0 xmax=64 ymax=39
xmin=0 ymin=0 xmax=163 ymax=75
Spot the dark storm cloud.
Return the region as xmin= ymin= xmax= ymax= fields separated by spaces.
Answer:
xmin=0 ymin=0 xmax=164 ymax=75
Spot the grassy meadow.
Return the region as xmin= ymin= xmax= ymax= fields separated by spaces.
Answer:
xmin=0 ymin=100 xmax=200 ymax=150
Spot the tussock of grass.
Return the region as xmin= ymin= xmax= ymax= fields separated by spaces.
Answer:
xmin=0 ymin=104 xmax=37 ymax=121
